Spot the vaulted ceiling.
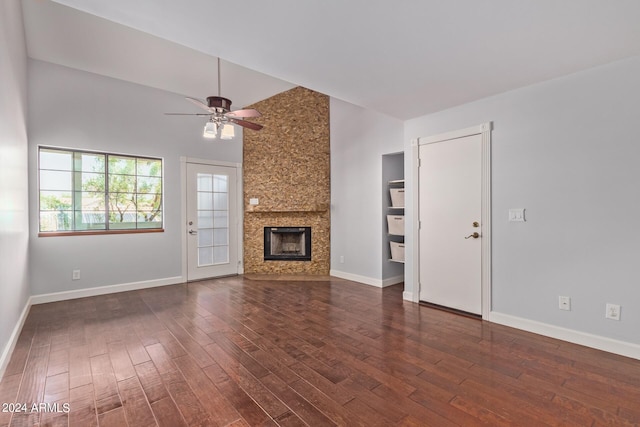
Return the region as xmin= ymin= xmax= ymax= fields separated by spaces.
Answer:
xmin=23 ymin=0 xmax=640 ymax=120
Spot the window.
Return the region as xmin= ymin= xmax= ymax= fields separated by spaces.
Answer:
xmin=38 ymin=147 xmax=163 ymax=235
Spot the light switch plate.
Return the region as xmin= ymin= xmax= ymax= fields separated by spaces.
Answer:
xmin=509 ymin=208 xmax=525 ymax=222
xmin=249 ymin=198 xmax=259 ymax=205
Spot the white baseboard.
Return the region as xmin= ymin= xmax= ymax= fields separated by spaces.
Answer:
xmin=0 ymin=299 xmax=31 ymax=380
xmin=30 ymin=276 xmax=184 ymax=305
xmin=402 ymin=291 xmax=414 ymax=301
xmin=330 ymin=270 xmax=403 ymax=288
xmin=489 ymin=311 xmax=640 ymax=361
xmin=330 ymin=270 xmax=382 ymax=287
xmin=382 ymin=275 xmax=405 ymax=287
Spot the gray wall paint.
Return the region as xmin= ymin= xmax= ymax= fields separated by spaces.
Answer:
xmin=0 ymin=0 xmax=30 ymax=373
xmin=28 ymin=60 xmax=243 ymax=295
xmin=330 ymin=98 xmax=404 ymax=281
xmin=405 ymin=55 xmax=640 ymax=344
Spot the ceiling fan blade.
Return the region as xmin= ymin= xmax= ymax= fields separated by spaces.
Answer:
xmin=229 ymin=118 xmax=263 ymax=131
xmin=225 ymin=108 xmax=262 ymax=118
xmin=185 ymin=97 xmax=213 ymax=112
xmin=164 ymin=112 xmax=211 ymax=116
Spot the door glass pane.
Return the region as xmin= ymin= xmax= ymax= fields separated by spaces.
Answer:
xmin=213 ymin=175 xmax=228 ymax=192
xmin=198 ymin=192 xmax=213 ymax=210
xmin=213 ymin=246 xmax=229 ymax=264
xmin=213 ymin=228 xmax=228 ymax=246
xmin=198 ymin=174 xmax=212 ymax=191
xmin=213 ymin=211 xmax=228 ymax=228
xmin=213 ymin=193 xmax=228 ymax=210
xmin=198 ymin=247 xmax=213 ymax=266
xmin=198 ymin=228 xmax=214 ymax=247
xmin=196 ymin=173 xmax=230 ymax=267
xmin=198 ymin=210 xmax=214 ymax=228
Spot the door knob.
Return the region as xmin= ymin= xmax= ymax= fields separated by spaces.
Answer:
xmin=188 ymin=229 xmax=198 ymax=235
xmin=465 ymin=232 xmax=480 ymax=239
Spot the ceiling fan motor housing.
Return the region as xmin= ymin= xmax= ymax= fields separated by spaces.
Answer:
xmin=207 ymin=96 xmax=232 ymax=111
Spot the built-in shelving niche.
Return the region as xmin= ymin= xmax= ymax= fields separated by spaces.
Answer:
xmin=382 ymin=152 xmax=405 ymax=283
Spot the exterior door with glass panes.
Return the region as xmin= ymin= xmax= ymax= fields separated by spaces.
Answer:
xmin=186 ymin=163 xmax=238 ymax=280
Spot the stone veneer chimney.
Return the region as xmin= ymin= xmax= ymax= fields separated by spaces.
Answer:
xmin=242 ymin=87 xmax=330 ymax=275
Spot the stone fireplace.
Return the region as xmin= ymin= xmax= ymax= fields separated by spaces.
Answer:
xmin=264 ymin=227 xmax=312 ymax=261
xmin=243 ymin=87 xmax=330 ymax=275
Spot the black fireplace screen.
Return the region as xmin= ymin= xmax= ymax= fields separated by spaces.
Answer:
xmin=264 ymin=227 xmax=311 ymax=261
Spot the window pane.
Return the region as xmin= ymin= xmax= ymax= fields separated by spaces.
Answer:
xmin=39 ymin=147 xmax=163 ymax=233
xmin=40 ymin=149 xmax=72 ymax=170
xmin=74 ymin=191 xmax=105 ymax=211
xmin=109 ymin=174 xmax=136 ymax=193
xmin=74 ymin=152 xmax=105 ymax=173
xmin=40 ymin=170 xmax=72 ymax=191
xmin=137 ymin=194 xmax=161 ymax=211
xmin=40 ymin=191 xmax=72 ymax=210
xmin=137 ymin=159 xmax=162 ymax=177
xmin=137 ymin=212 xmax=162 ymax=228
xmin=74 ymin=212 xmax=106 ymax=230
xmin=137 ymin=176 xmax=161 ymax=194
xmin=76 ymin=172 xmax=105 ymax=192
xmin=40 ymin=211 xmax=72 ymax=231
xmin=108 ymin=193 xmax=136 ymax=222
xmin=108 ymin=156 xmax=136 ymax=175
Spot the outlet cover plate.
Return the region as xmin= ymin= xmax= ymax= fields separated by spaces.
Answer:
xmin=509 ymin=208 xmax=525 ymax=222
xmin=559 ymin=296 xmax=571 ymax=311
xmin=605 ymin=303 xmax=621 ymax=320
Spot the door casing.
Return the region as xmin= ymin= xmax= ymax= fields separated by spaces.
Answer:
xmin=181 ymin=157 xmax=243 ymax=281
xmin=412 ymin=123 xmax=492 ymax=319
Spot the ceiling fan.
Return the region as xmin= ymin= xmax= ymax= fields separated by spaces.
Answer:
xmin=165 ymin=58 xmax=263 ymax=139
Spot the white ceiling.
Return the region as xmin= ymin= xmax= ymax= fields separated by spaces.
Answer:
xmin=21 ymin=0 xmax=295 ymax=110
xmin=23 ymin=0 xmax=640 ymax=120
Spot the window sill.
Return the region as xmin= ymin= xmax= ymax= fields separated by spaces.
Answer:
xmin=38 ymin=228 xmax=164 ymax=237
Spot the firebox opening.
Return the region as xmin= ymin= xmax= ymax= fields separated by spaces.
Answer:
xmin=264 ymin=227 xmax=312 ymax=261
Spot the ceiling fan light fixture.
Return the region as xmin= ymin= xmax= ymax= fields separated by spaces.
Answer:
xmin=220 ymin=123 xmax=235 ymax=140
xmin=203 ymin=121 xmax=217 ymax=138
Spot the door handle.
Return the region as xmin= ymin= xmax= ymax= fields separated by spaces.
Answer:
xmin=465 ymin=232 xmax=480 ymax=239
xmin=188 ymin=229 xmax=198 ymax=235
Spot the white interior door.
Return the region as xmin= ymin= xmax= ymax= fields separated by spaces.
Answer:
xmin=186 ymin=163 xmax=238 ymax=280
xmin=418 ymin=133 xmax=482 ymax=314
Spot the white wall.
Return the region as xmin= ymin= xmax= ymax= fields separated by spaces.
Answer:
xmin=405 ymin=55 xmax=640 ymax=346
xmin=0 ymin=0 xmax=31 ymax=377
xmin=330 ymin=98 xmax=404 ymax=285
xmin=28 ymin=60 xmax=243 ymax=296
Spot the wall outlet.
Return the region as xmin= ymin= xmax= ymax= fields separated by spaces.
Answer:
xmin=605 ymin=303 xmax=621 ymax=321
xmin=72 ymin=269 xmax=81 ymax=281
xmin=558 ymin=296 xmax=571 ymax=311
xmin=339 ymin=255 xmax=344 ymax=264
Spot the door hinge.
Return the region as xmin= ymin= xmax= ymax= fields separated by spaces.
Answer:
xmin=417 ymin=158 xmax=421 ymax=167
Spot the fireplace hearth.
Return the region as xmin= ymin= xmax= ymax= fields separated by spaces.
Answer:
xmin=264 ymin=227 xmax=312 ymax=261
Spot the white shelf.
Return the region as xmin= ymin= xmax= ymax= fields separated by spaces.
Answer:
xmin=388 ymin=206 xmax=404 ymax=209
xmin=388 ymin=179 xmax=405 ymax=184
xmin=389 ymin=259 xmax=405 ymax=264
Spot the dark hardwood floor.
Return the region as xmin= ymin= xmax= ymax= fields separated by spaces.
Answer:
xmin=1 ymin=276 xmax=640 ymax=426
